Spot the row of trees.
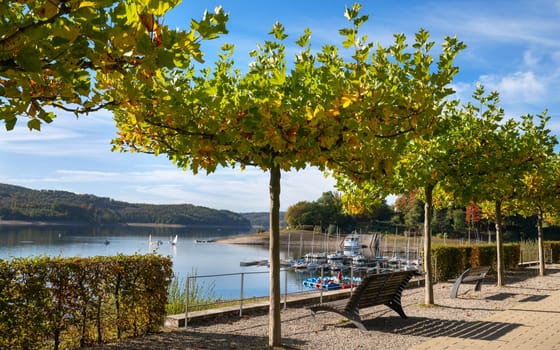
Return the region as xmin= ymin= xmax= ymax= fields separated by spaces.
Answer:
xmin=3 ymin=2 xmax=557 ymax=347
xmin=337 ymin=85 xmax=558 ymax=301
xmin=286 ymin=190 xmax=553 ymax=243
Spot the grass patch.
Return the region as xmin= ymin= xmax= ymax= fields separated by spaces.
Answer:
xmin=166 ymin=273 xmax=271 ymax=315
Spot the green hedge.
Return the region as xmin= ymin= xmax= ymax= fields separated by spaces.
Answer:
xmin=432 ymin=243 xmax=520 ymax=281
xmin=0 ymin=254 xmax=172 ymax=350
xmin=544 ymin=241 xmax=560 ymax=263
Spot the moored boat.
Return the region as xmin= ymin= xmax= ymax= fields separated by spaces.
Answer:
xmin=240 ymin=259 xmax=268 ymax=267
xmin=343 ymin=233 xmax=361 ymax=250
xmin=302 ymin=274 xmax=361 ymax=291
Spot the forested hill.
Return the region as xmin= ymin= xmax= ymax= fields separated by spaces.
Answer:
xmin=0 ymin=184 xmax=251 ymax=228
xmin=240 ymin=212 xmax=285 ymax=231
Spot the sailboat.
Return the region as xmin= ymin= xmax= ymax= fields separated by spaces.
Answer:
xmin=170 ymin=235 xmax=178 ymax=246
xmin=148 ymin=235 xmax=158 ymax=249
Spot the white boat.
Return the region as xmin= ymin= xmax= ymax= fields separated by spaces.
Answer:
xmin=240 ymin=258 xmax=268 ymax=267
xmin=291 ymin=259 xmax=308 ymax=269
xmin=304 ymin=252 xmax=327 ymax=263
xmin=170 ymin=235 xmax=178 ymax=245
xmin=343 ymin=233 xmax=361 ymax=249
xmin=352 ymin=254 xmax=367 ymax=265
xmin=327 ymin=251 xmax=345 ymax=261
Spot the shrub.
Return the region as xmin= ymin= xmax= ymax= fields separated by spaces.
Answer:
xmin=0 ymin=254 xmax=172 ymax=349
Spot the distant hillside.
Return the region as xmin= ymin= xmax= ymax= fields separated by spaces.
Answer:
xmin=241 ymin=212 xmax=285 ymax=230
xmin=0 ymin=183 xmax=251 ymax=228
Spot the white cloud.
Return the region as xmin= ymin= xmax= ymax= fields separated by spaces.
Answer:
xmin=450 ymin=82 xmax=476 ymax=103
xmin=480 ymin=71 xmax=546 ymax=104
xmin=3 ymin=165 xmax=336 ymax=212
xmin=523 ymin=50 xmax=541 ymax=69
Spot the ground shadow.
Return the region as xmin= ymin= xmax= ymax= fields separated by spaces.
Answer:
xmin=484 ymin=267 xmax=560 ymax=284
xmin=85 ymin=330 xmax=307 ymax=350
xmin=483 ymin=292 xmax=550 ymax=302
xmin=485 ymin=292 xmax=518 ymax=301
xmin=362 ymin=316 xmax=522 ymax=341
xmin=518 ymin=294 xmax=550 ymax=302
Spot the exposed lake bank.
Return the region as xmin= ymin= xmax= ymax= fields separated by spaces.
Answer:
xmin=217 ymin=229 xmax=377 ymax=249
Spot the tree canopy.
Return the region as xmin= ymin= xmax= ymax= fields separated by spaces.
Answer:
xmin=0 ymin=0 xmax=227 ymax=130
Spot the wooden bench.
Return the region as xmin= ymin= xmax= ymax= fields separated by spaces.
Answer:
xmin=306 ymin=269 xmax=419 ymax=330
xmin=449 ymin=265 xmax=490 ymax=298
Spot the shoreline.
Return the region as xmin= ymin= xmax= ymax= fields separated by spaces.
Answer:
xmin=216 ymin=230 xmax=377 ymax=248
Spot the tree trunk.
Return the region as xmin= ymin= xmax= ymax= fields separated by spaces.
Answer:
xmin=423 ymin=185 xmax=434 ymax=305
xmin=495 ymin=200 xmax=504 ymax=287
xmin=268 ymin=165 xmax=282 ymax=348
xmin=537 ymin=206 xmax=546 ymax=276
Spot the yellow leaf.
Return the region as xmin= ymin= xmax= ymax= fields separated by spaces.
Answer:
xmin=79 ymin=1 xmax=96 ymax=8
xmin=341 ymin=94 xmax=354 ymax=108
xmin=305 ymin=106 xmax=314 ymax=120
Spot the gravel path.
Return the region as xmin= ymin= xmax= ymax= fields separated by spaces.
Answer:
xmin=87 ymin=266 xmax=560 ymax=349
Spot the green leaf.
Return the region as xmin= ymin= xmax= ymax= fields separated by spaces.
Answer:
xmin=27 ymin=119 xmax=41 ymax=131
xmin=16 ymin=50 xmax=42 ymax=72
xmin=5 ymin=117 xmax=17 ymax=131
xmin=157 ymin=50 xmax=175 ymax=68
xmin=269 ymin=22 xmax=288 ymax=40
xmin=296 ymin=28 xmax=311 ymax=47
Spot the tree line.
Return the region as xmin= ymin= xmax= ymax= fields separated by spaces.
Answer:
xmin=0 ymin=183 xmax=251 ymax=228
xmin=286 ymin=191 xmax=559 ymax=242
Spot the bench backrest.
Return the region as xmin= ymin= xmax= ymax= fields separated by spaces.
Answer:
xmin=466 ymin=265 xmax=490 ymax=277
xmin=346 ymin=270 xmax=416 ymax=311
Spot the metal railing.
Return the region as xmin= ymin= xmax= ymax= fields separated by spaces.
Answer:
xmin=183 ymin=266 xmax=364 ymax=328
xmin=184 ymin=269 xmax=295 ymax=328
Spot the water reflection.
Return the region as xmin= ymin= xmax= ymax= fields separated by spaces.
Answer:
xmin=0 ymin=225 xmax=310 ymax=298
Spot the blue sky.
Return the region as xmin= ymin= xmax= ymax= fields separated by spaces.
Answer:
xmin=1 ymin=0 xmax=559 ymax=212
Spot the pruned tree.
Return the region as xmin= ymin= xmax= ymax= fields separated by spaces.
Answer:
xmin=112 ymin=3 xmax=464 ymax=346
xmin=512 ymin=115 xmax=559 ymax=276
xmin=451 ymin=86 xmax=555 ymax=286
xmin=335 ymin=59 xmax=467 ymax=306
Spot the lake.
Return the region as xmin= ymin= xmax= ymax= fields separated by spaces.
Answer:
xmin=0 ymin=224 xmax=323 ymax=299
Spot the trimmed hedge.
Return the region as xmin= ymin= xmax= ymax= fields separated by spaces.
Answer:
xmin=544 ymin=241 xmax=560 ymax=263
xmin=0 ymin=254 xmax=172 ymax=350
xmin=432 ymin=243 xmax=520 ymax=281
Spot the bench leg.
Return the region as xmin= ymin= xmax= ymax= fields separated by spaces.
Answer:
xmin=386 ymin=301 xmax=408 ymax=319
xmin=348 ymin=316 xmax=367 ymax=331
xmin=450 ymin=281 xmax=462 ymax=298
xmin=474 ymin=279 xmax=484 ymax=292
xmin=308 ymin=307 xmax=366 ymax=331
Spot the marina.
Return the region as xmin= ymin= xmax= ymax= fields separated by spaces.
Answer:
xmin=278 ymin=232 xmax=422 ymax=276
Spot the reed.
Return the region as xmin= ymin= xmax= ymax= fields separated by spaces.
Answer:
xmin=519 ymin=239 xmax=539 ymax=263
xmin=166 ymin=272 xmax=218 ymax=315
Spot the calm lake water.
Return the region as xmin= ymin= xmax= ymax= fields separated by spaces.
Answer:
xmin=0 ymin=225 xmax=322 ymax=299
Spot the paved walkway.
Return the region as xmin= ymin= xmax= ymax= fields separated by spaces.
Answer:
xmin=410 ymin=288 xmax=560 ymax=350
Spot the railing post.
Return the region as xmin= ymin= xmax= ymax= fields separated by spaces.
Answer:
xmin=283 ymin=268 xmax=288 ymax=310
xmin=320 ymin=266 xmax=324 ymax=304
xmin=350 ymin=264 xmax=354 ymax=296
xmin=184 ymin=276 xmax=190 ymax=329
xmin=239 ymin=272 xmax=244 ymax=317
